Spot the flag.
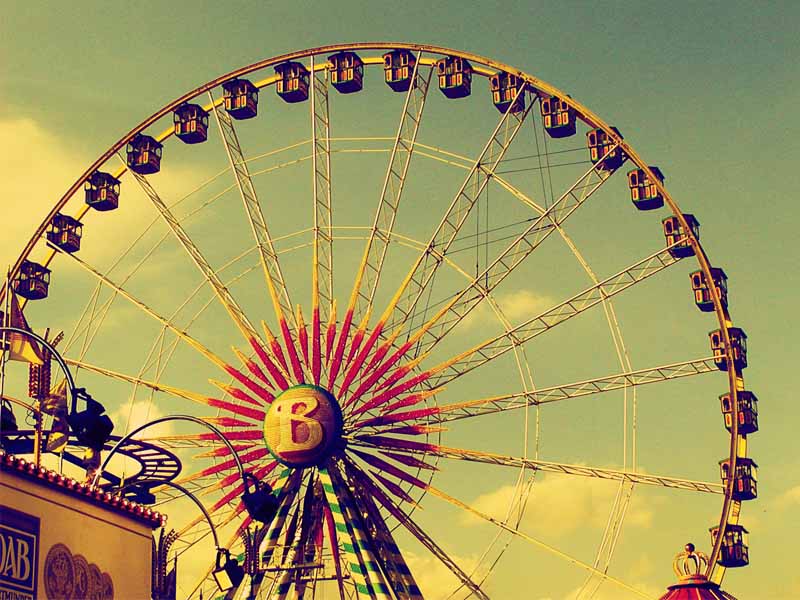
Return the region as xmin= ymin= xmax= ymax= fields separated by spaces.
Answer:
xmin=3 ymin=293 xmax=44 ymax=365
xmin=44 ymin=379 xmax=69 ymax=454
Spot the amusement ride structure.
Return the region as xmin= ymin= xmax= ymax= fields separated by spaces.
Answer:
xmin=0 ymin=43 xmax=755 ymax=599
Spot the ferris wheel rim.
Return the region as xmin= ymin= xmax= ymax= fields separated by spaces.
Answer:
xmin=1 ymin=41 xmax=750 ymax=593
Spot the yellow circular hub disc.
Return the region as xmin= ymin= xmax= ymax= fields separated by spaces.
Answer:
xmin=263 ymin=384 xmax=343 ymax=468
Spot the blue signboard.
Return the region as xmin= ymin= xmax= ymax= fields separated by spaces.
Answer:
xmin=0 ymin=506 xmax=40 ymax=600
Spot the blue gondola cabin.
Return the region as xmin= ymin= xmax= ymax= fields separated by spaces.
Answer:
xmin=329 ymin=51 xmax=363 ymax=94
xmin=710 ymin=327 xmax=747 ymax=372
xmin=174 ymin=103 xmax=209 ymax=144
xmin=13 ymin=260 xmax=50 ymax=300
xmin=223 ymin=78 xmax=259 ymax=120
xmin=383 ymin=50 xmax=416 ymax=92
xmin=690 ymin=267 xmax=728 ymax=312
xmin=720 ymin=458 xmax=758 ymax=501
xmin=127 ymin=134 xmax=162 ymax=175
xmin=437 ymin=56 xmax=471 ymax=99
xmin=47 ymin=214 xmax=83 ymax=253
xmin=275 ymin=62 xmax=309 ymax=103
xmin=720 ymin=390 xmax=758 ymax=435
xmin=662 ymin=214 xmax=699 ymax=258
xmin=540 ymin=95 xmax=576 ymax=138
xmin=587 ymin=127 xmax=625 ymax=171
xmin=710 ymin=524 xmax=749 ymax=568
xmin=489 ymin=71 xmax=525 ymax=113
xmin=627 ymin=166 xmax=664 ymax=210
xmin=85 ymin=171 xmax=120 ymax=212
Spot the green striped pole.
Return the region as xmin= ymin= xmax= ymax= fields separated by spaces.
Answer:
xmin=319 ymin=467 xmax=376 ymax=599
xmin=260 ymin=469 xmax=299 ymax=566
xmin=270 ymin=476 xmax=319 ymax=600
xmin=328 ymin=468 xmax=393 ymax=600
xmin=350 ymin=480 xmax=422 ymax=600
xmin=247 ymin=469 xmax=300 ymax=599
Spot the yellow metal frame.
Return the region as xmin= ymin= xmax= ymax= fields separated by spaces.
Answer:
xmin=0 ymin=42 xmax=747 ymax=586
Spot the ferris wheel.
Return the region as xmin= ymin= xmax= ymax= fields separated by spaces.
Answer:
xmin=0 ymin=43 xmax=756 ymax=599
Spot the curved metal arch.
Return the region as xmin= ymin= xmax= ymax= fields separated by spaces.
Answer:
xmin=117 ymin=478 xmax=221 ymax=549
xmin=92 ymin=414 xmax=245 ymax=487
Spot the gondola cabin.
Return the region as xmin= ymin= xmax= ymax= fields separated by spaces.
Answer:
xmin=710 ymin=524 xmax=749 ymax=568
xmin=13 ymin=260 xmax=50 ymax=300
xmin=173 ymin=103 xmax=209 ymax=144
xmin=720 ymin=457 xmax=758 ymax=501
xmin=46 ymin=214 xmax=83 ymax=253
xmin=126 ymin=134 xmax=162 ymax=175
xmin=383 ymin=50 xmax=416 ymax=92
xmin=489 ymin=71 xmax=525 ymax=113
xmin=662 ymin=214 xmax=699 ymax=258
xmin=709 ymin=327 xmax=747 ymax=372
xmin=627 ymin=166 xmax=665 ymax=210
xmin=540 ymin=95 xmax=576 ymax=138
xmin=587 ymin=127 xmax=625 ymax=171
xmin=690 ymin=267 xmax=728 ymax=312
xmin=720 ymin=390 xmax=759 ymax=435
xmin=275 ymin=61 xmax=309 ymax=103
xmin=329 ymin=51 xmax=363 ymax=94
xmin=223 ymin=78 xmax=259 ymax=119
xmin=85 ymin=171 xmax=121 ymax=212
xmin=437 ymin=56 xmax=471 ymax=99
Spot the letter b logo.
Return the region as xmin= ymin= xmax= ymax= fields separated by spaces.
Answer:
xmin=264 ymin=385 xmax=342 ymax=467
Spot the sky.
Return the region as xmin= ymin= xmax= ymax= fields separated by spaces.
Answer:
xmin=1 ymin=2 xmax=799 ymax=599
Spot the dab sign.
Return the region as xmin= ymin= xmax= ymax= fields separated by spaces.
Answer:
xmin=0 ymin=506 xmax=39 ymax=600
xmin=264 ymin=385 xmax=343 ymax=467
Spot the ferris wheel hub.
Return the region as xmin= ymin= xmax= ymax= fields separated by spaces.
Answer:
xmin=263 ymin=384 xmax=343 ymax=468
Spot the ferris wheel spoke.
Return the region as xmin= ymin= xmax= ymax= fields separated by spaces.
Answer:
xmin=122 ymin=153 xmax=274 ymax=367
xmin=344 ymin=238 xmax=683 ymax=412
xmin=310 ymin=56 xmax=334 ymax=333
xmin=63 ymin=355 xmax=220 ymax=405
xmin=344 ymin=54 xmax=433 ymax=330
xmin=340 ymin=100 xmax=537 ymax=407
xmin=50 ymin=242 xmax=244 ymax=374
xmin=374 ymin=90 xmax=534 ymax=347
xmin=351 ymin=455 xmax=649 ymax=598
xmin=208 ymin=91 xmax=299 ymax=335
xmin=354 ymin=356 xmax=717 ymax=429
xmin=422 ymin=240 xmax=688 ymax=391
xmin=408 ymin=148 xmax=619 ymax=359
xmin=342 ymin=459 xmax=489 ymax=600
xmin=350 ymin=439 xmax=723 ymax=494
xmin=429 ymin=478 xmax=651 ymax=598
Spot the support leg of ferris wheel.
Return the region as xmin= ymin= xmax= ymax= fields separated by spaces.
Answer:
xmin=343 ymin=459 xmax=490 ymax=600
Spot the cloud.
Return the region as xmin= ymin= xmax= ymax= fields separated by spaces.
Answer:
xmin=774 ymin=485 xmax=800 ymax=510
xmin=460 ymin=289 xmax=553 ymax=330
xmin=104 ymin=399 xmax=178 ymax=479
xmin=0 ymin=117 xmax=87 ymax=271
xmin=0 ymin=115 xmax=219 ymax=292
xmin=463 ymin=475 xmax=653 ymax=538
xmin=564 ymin=579 xmax=662 ymax=600
xmin=404 ymin=549 xmax=486 ymax=599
